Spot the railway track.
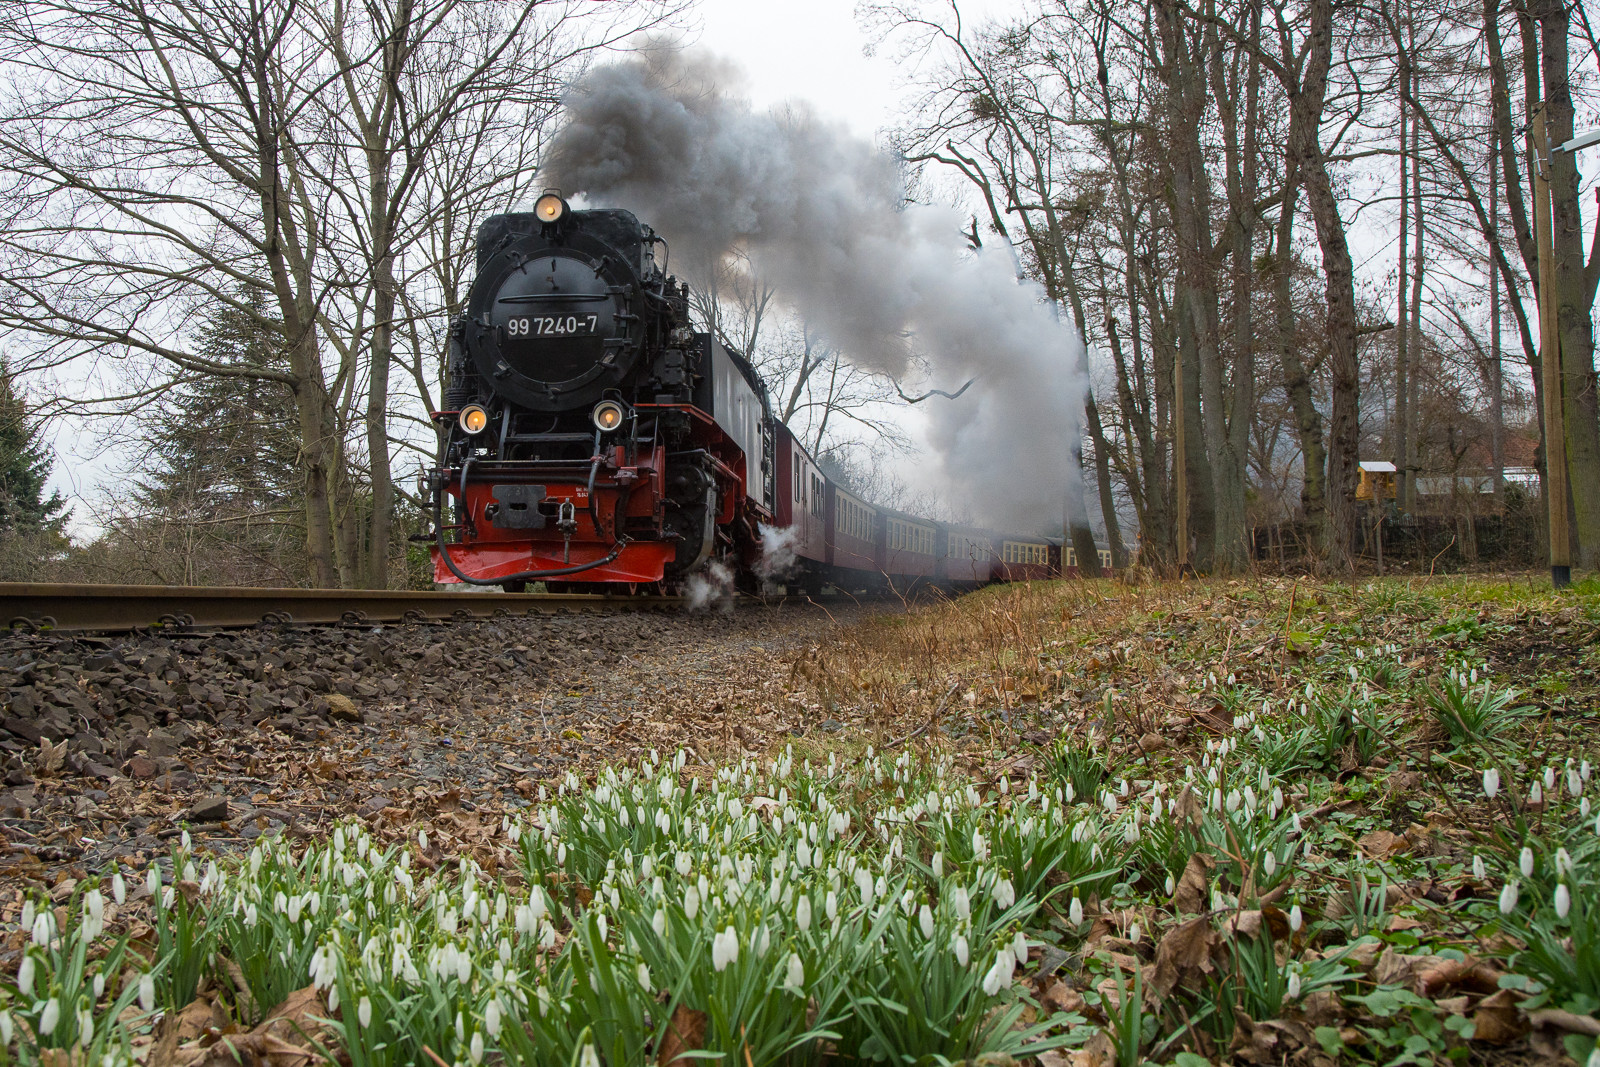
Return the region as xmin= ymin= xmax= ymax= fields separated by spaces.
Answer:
xmin=0 ymin=582 xmax=696 ymax=634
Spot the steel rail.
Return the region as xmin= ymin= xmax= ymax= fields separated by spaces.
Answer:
xmin=0 ymin=582 xmax=689 ymax=634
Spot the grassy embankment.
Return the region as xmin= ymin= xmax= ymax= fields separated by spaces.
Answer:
xmin=3 ymin=574 xmax=1597 ymax=1066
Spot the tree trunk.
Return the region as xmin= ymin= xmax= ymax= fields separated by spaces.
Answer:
xmin=1536 ymin=0 xmax=1600 ymax=568
xmin=1274 ymin=167 xmax=1328 ymax=548
xmin=1283 ymin=0 xmax=1358 ymax=569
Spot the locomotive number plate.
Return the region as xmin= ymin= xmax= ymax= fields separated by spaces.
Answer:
xmin=506 ymin=314 xmax=600 ymax=337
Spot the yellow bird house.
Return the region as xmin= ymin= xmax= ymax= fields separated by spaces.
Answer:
xmin=1358 ymin=461 xmax=1397 ymax=502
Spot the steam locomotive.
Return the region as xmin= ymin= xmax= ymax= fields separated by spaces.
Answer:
xmin=425 ymin=194 xmax=1101 ymax=593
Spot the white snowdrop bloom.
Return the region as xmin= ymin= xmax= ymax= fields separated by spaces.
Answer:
xmin=994 ymin=878 xmax=1016 ymax=910
xmin=139 ymin=973 xmax=156 ymax=1013
xmin=1263 ymin=853 xmax=1277 ymax=877
xmin=1483 ymin=768 xmax=1500 ymax=799
xmin=1129 ymin=923 xmax=1142 ymax=944
xmin=580 ymin=1044 xmax=601 ymax=1067
xmin=1069 ymin=897 xmax=1084 ymax=926
xmin=712 ymin=926 xmax=740 ymax=972
xmin=637 ymin=962 xmax=653 ymax=990
xmin=825 ymin=890 xmax=838 ymax=921
xmin=972 ymin=830 xmax=988 ymax=862
xmin=1520 ymin=848 xmax=1535 ymax=878
xmin=1584 ymin=798 xmax=1593 ymax=818
xmin=1211 ymin=789 xmax=1224 ymax=813
xmin=93 ymin=972 xmax=105 ymax=999
xmin=855 ymin=868 xmax=874 ymax=905
xmin=953 ymin=934 xmax=970 ymax=967
xmin=18 ymin=955 xmax=34 ymax=998
xmin=112 ymin=874 xmax=127 ymax=906
xmin=652 ymin=908 xmax=668 ymax=937
xmin=418 ymin=829 xmax=428 ymax=850
xmin=484 ymin=1000 xmax=503 ymax=1040
xmin=1545 ymin=767 xmax=1558 ymax=791
xmin=1555 ymin=884 xmax=1573 ymax=919
xmin=952 ymin=885 xmax=971 ymax=921
xmin=919 ymin=905 xmax=935 ymax=939
xmin=796 ymin=895 xmax=811 ymax=932
xmin=1499 ymin=882 xmax=1520 ymax=914
xmin=684 ymin=885 xmax=701 ymax=920
xmin=1531 ymin=782 xmax=1544 ymax=805
xmin=1286 ymin=970 xmax=1303 ymax=1000
xmin=796 ymin=840 xmax=812 ymax=869
xmin=1289 ymin=904 xmax=1303 ymax=932
xmin=357 ymin=997 xmax=372 ymax=1028
xmin=931 ymin=852 xmax=944 ymax=878
xmin=470 ymin=1031 xmax=485 ymax=1065
xmin=77 ymin=1006 xmax=93 ymax=1047
xmin=456 ymin=950 xmax=472 ymax=984
xmin=1103 ymin=793 xmax=1119 ymax=815
xmin=31 ymin=911 xmax=51 ymax=946
xmin=785 ymin=953 xmax=805 ymax=993
xmin=1012 ymin=931 xmax=1029 ymax=964
xmin=1472 ymin=855 xmax=1487 ymax=881
xmin=39 ymin=998 xmax=59 ymax=1037
xmin=981 ymin=954 xmax=1009 ymax=996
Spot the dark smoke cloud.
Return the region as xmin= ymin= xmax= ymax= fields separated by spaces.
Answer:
xmin=544 ymin=46 xmax=1085 ymax=530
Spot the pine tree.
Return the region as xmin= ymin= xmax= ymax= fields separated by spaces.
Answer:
xmin=0 ymin=360 xmax=68 ymax=536
xmin=113 ymin=297 xmax=308 ymax=585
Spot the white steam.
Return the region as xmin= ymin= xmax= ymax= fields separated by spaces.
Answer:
xmin=684 ymin=559 xmax=735 ymax=613
xmin=546 ymin=46 xmax=1085 ymax=529
xmin=755 ymin=522 xmax=800 ymax=582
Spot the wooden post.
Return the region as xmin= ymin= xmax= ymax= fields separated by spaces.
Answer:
xmin=1174 ymin=345 xmax=1190 ymax=576
xmin=1532 ymin=104 xmax=1572 ymax=589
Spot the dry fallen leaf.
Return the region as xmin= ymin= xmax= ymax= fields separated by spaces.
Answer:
xmin=657 ymin=1005 xmax=708 ymax=1067
xmin=1151 ymin=915 xmax=1220 ymax=997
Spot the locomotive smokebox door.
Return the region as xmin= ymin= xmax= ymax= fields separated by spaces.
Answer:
xmin=488 ymin=484 xmax=548 ymax=530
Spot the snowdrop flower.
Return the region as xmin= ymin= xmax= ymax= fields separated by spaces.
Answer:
xmin=1472 ymin=855 xmax=1487 ymax=881
xmin=112 ymin=873 xmax=126 ymax=906
xmin=796 ymin=895 xmax=812 ymax=932
xmin=31 ymin=911 xmax=51 ymax=946
xmin=1483 ymin=768 xmax=1500 ymax=799
xmin=469 ymin=1031 xmax=484 ymax=1065
xmin=784 ymin=953 xmax=805 ymax=994
xmin=1545 ymin=766 xmax=1557 ymax=791
xmin=1286 ymin=970 xmax=1303 ymax=1000
xmin=637 ymin=962 xmax=652 ymax=991
xmin=1012 ymin=931 xmax=1029 ymax=964
xmin=994 ymin=878 xmax=1016 ymax=911
xmin=0 ymin=1009 xmax=11 ymax=1046
xmin=39 ymin=998 xmax=59 ymax=1037
xmin=93 ymin=973 xmax=105 ymax=999
xmin=712 ymin=926 xmax=740 ymax=971
xmin=77 ymin=1005 xmax=93 ymax=1047
xmin=1129 ymin=923 xmax=1142 ymax=944
xmin=1499 ymin=882 xmax=1520 ymax=914
xmin=1531 ymin=782 xmax=1544 ymax=805
xmin=931 ymin=852 xmax=943 ymax=878
xmin=418 ymin=829 xmax=428 ymax=851
xmin=1165 ymin=875 xmax=1176 ymax=896
xmin=139 ymin=973 xmax=156 ymax=1013
xmin=1289 ymin=904 xmax=1303 ymax=932
xmin=18 ymin=955 xmax=34 ymax=998
xmin=579 ymin=1044 xmax=600 ymax=1067
xmin=684 ymin=885 xmax=701 ymax=920
xmin=358 ymin=997 xmax=372 ymax=1028
xmin=1569 ymin=769 xmax=1584 ymax=797
xmin=953 ymin=934 xmax=970 ymax=967
xmin=1069 ymin=897 xmax=1084 ymax=926
xmin=1520 ymin=847 xmax=1535 ymax=878
xmin=952 ymin=885 xmax=970 ymax=921
xmin=1555 ymin=884 xmax=1572 ymax=919
xmin=485 ymin=1000 xmax=502 ymax=1039
xmin=825 ymin=890 xmax=838 ymax=920
xmin=1263 ymin=853 xmax=1277 ymax=877
xmin=919 ymin=905 xmax=935 ymax=940
xmin=981 ymin=948 xmax=1014 ymax=996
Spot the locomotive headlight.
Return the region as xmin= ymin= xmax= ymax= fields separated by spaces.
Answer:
xmin=534 ymin=191 xmax=566 ymax=224
xmin=459 ymin=404 xmax=490 ymax=435
xmin=592 ymin=400 xmax=626 ymax=433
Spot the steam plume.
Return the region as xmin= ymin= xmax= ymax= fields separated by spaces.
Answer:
xmin=545 ymin=46 xmax=1085 ymax=529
